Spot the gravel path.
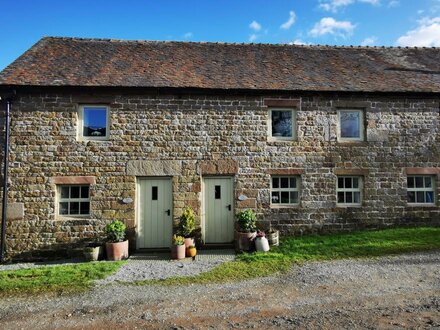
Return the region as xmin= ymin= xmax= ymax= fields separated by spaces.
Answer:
xmin=0 ymin=250 xmax=439 ymax=329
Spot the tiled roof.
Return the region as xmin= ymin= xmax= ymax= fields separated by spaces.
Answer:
xmin=1 ymin=36 xmax=440 ymax=93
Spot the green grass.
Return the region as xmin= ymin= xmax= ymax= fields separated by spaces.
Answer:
xmin=139 ymin=226 xmax=440 ymax=286
xmin=0 ymin=261 xmax=125 ymax=296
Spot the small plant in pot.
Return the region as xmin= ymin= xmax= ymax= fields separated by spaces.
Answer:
xmin=235 ymin=209 xmax=257 ymax=252
xmin=105 ymin=220 xmax=129 ymax=261
xmin=171 ymin=234 xmax=186 ymax=260
xmin=255 ymin=231 xmax=270 ymax=252
xmin=83 ymin=243 xmax=103 ymax=261
xmin=179 ymin=206 xmax=197 ymax=252
xmin=267 ymin=224 xmax=279 ymax=246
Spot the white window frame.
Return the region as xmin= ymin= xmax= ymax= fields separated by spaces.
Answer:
xmin=337 ymin=109 xmax=364 ymax=142
xmin=407 ymin=175 xmax=436 ymax=205
xmin=270 ymin=176 xmax=301 ymax=207
xmin=336 ymin=176 xmax=363 ymax=206
xmin=57 ymin=185 xmax=91 ymax=217
xmin=78 ymin=104 xmax=110 ymax=140
xmin=268 ymin=108 xmax=296 ymax=141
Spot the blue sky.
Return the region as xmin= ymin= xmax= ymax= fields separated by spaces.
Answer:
xmin=2 ymin=0 xmax=440 ymax=70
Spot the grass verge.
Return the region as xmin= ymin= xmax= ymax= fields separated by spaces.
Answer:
xmin=138 ymin=226 xmax=440 ymax=286
xmin=0 ymin=261 xmax=125 ymax=296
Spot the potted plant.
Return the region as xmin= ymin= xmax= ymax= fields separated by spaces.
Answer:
xmin=171 ymin=234 xmax=186 ymax=259
xmin=255 ymin=231 xmax=270 ymax=252
xmin=187 ymin=245 xmax=197 ymax=258
xmin=267 ymin=224 xmax=279 ymax=246
xmin=83 ymin=243 xmax=103 ymax=261
xmin=235 ymin=209 xmax=257 ymax=252
xmin=105 ymin=220 xmax=129 ymax=261
xmin=179 ymin=206 xmax=196 ymax=251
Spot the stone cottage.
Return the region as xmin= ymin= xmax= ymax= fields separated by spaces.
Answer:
xmin=0 ymin=37 xmax=439 ymax=259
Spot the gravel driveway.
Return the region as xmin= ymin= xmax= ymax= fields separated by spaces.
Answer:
xmin=0 ymin=250 xmax=439 ymax=329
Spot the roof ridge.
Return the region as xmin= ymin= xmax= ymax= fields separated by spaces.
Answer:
xmin=40 ymin=36 xmax=440 ymax=50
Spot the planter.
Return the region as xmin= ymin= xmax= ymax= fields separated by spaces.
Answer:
xmin=235 ymin=231 xmax=257 ymax=252
xmin=267 ymin=230 xmax=279 ymax=246
xmin=171 ymin=244 xmax=186 ymax=259
xmin=187 ymin=246 xmax=197 ymax=258
xmin=105 ymin=240 xmax=129 ymax=261
xmin=184 ymin=237 xmax=195 ymax=249
xmin=83 ymin=246 xmax=101 ymax=261
xmin=255 ymin=237 xmax=270 ymax=252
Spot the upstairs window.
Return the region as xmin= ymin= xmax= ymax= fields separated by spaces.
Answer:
xmin=337 ymin=176 xmax=362 ymax=206
xmin=407 ymin=175 xmax=435 ymax=205
xmin=338 ymin=109 xmax=364 ymax=141
xmin=271 ymin=176 xmax=300 ymax=205
xmin=78 ymin=105 xmax=110 ymax=140
xmin=58 ymin=185 xmax=90 ymax=216
xmin=269 ymin=109 xmax=296 ymax=140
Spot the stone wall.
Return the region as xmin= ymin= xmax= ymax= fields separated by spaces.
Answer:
xmin=3 ymin=91 xmax=440 ymax=259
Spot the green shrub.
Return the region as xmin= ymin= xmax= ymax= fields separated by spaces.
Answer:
xmin=179 ymin=206 xmax=196 ymax=237
xmin=236 ymin=209 xmax=257 ymax=232
xmin=105 ymin=220 xmax=126 ymax=242
xmin=172 ymin=235 xmax=185 ymax=245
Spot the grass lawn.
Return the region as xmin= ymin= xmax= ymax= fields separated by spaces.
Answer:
xmin=141 ymin=226 xmax=440 ymax=286
xmin=0 ymin=261 xmax=125 ymax=296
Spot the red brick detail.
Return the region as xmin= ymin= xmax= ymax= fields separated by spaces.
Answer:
xmin=199 ymin=159 xmax=238 ymax=175
xmin=405 ymin=168 xmax=440 ymax=175
xmin=266 ymin=168 xmax=305 ymax=175
xmin=51 ymin=176 xmax=96 ymax=184
xmin=72 ymin=95 xmax=114 ymax=104
xmin=263 ymin=99 xmax=300 ymax=107
xmin=334 ymin=168 xmax=369 ymax=175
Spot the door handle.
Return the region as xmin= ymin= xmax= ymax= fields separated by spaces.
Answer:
xmin=166 ymin=209 xmax=170 ymax=216
xmin=227 ymin=204 xmax=231 ymax=211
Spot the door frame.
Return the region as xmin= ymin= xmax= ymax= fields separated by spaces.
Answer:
xmin=201 ymin=176 xmax=235 ymax=244
xmin=136 ymin=176 xmax=173 ymax=249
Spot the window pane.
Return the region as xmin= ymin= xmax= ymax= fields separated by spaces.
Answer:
xmin=424 ymin=177 xmax=432 ymax=188
xmin=61 ymin=186 xmax=70 ymax=199
xmin=354 ymin=192 xmax=360 ymax=204
xmin=272 ymin=177 xmax=279 ymax=188
xmin=83 ymin=107 xmax=107 ymax=137
xmin=271 ymin=192 xmax=280 ymax=204
xmin=345 ymin=177 xmax=352 ymax=189
xmin=338 ymin=177 xmax=344 ymax=189
xmin=407 ymin=177 xmax=414 ymax=188
xmin=416 ymin=191 xmax=425 ymax=203
xmin=80 ymin=202 xmax=90 ymax=215
xmin=337 ymin=192 xmax=345 ymax=203
xmin=59 ymin=202 xmax=69 ymax=215
xmin=281 ymin=191 xmax=289 ymax=203
xmin=352 ymin=177 xmax=359 ymax=189
xmin=272 ymin=110 xmax=292 ymax=137
xmin=340 ymin=111 xmax=360 ymax=138
xmin=70 ymin=202 xmax=80 ymax=215
xmin=70 ymin=186 xmax=80 ymax=198
xmin=415 ymin=177 xmax=424 ymax=188
xmin=290 ymin=191 xmax=299 ymax=204
xmin=407 ymin=191 xmax=415 ymax=203
xmin=346 ymin=192 xmax=353 ymax=203
xmin=426 ymin=191 xmax=434 ymax=203
xmin=81 ymin=186 xmax=89 ymax=198
xmin=289 ymin=177 xmax=297 ymax=188
xmin=215 ymin=185 xmax=221 ymax=199
xmin=281 ymin=177 xmax=289 ymax=188
xmin=152 ymin=186 xmax=158 ymax=201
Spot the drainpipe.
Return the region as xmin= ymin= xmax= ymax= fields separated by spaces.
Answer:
xmin=0 ymin=99 xmax=10 ymax=263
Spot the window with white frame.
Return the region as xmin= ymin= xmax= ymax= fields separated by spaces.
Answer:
xmin=78 ymin=105 xmax=110 ymax=140
xmin=271 ymin=176 xmax=300 ymax=205
xmin=337 ymin=176 xmax=362 ymax=206
xmin=58 ymin=185 xmax=90 ymax=216
xmin=269 ymin=109 xmax=296 ymax=140
xmin=407 ymin=175 xmax=435 ymax=204
xmin=338 ymin=109 xmax=364 ymax=141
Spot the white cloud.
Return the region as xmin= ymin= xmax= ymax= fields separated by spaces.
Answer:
xmin=388 ymin=0 xmax=399 ymax=7
xmin=280 ymin=11 xmax=296 ymax=30
xmin=290 ymin=39 xmax=313 ymax=45
xmin=319 ymin=0 xmax=380 ymax=12
xmin=359 ymin=0 xmax=380 ymax=4
xmin=397 ymin=17 xmax=440 ymax=46
xmin=361 ymin=36 xmax=377 ymax=46
xmin=309 ymin=17 xmax=355 ymax=38
xmin=249 ymin=34 xmax=258 ymax=42
xmin=249 ymin=20 xmax=262 ymax=31
xmin=183 ymin=32 xmax=193 ymax=39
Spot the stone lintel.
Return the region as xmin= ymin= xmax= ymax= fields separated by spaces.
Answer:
xmin=334 ymin=100 xmax=370 ymax=109
xmin=405 ymin=167 xmax=440 ymax=175
xmin=51 ymin=176 xmax=96 ymax=185
xmin=126 ymin=160 xmax=182 ymax=176
xmin=199 ymin=159 xmax=238 ymax=175
xmin=263 ymin=99 xmax=300 ymax=108
xmin=266 ymin=168 xmax=305 ymax=175
xmin=72 ymin=95 xmax=115 ymax=104
xmin=334 ymin=168 xmax=369 ymax=176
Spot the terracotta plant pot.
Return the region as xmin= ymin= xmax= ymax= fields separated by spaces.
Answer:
xmin=106 ymin=240 xmax=129 ymax=261
xmin=171 ymin=244 xmax=186 ymax=259
xmin=267 ymin=230 xmax=279 ymax=246
xmin=184 ymin=237 xmax=195 ymax=249
xmin=187 ymin=246 xmax=197 ymax=258
xmin=235 ymin=231 xmax=257 ymax=252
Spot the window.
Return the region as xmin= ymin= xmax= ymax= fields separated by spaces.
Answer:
xmin=337 ymin=176 xmax=362 ymax=206
xmin=407 ymin=175 xmax=435 ymax=204
xmin=58 ymin=185 xmax=90 ymax=216
xmin=78 ymin=105 xmax=109 ymax=140
xmin=269 ymin=109 xmax=296 ymax=140
xmin=338 ymin=109 xmax=364 ymax=141
xmin=271 ymin=176 xmax=300 ymax=205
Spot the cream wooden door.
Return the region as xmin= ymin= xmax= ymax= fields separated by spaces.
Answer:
xmin=203 ymin=177 xmax=234 ymax=243
xmin=137 ymin=178 xmax=173 ymax=249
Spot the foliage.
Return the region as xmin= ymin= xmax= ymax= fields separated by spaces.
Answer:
xmin=105 ymin=220 xmax=126 ymax=243
xmin=172 ymin=234 xmax=185 ymax=246
xmin=236 ymin=209 xmax=257 ymax=233
xmin=0 ymin=261 xmax=125 ymax=296
xmin=179 ymin=206 xmax=196 ymax=237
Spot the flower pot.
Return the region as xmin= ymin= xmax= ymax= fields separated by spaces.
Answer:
xmin=171 ymin=244 xmax=186 ymax=259
xmin=235 ymin=231 xmax=257 ymax=252
xmin=267 ymin=230 xmax=279 ymax=246
xmin=184 ymin=237 xmax=195 ymax=249
xmin=187 ymin=246 xmax=197 ymax=258
xmin=255 ymin=237 xmax=270 ymax=252
xmin=105 ymin=240 xmax=129 ymax=261
xmin=83 ymin=246 xmax=101 ymax=261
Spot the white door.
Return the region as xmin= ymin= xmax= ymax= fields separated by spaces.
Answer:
xmin=203 ymin=177 xmax=234 ymax=243
xmin=137 ymin=178 xmax=173 ymax=249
